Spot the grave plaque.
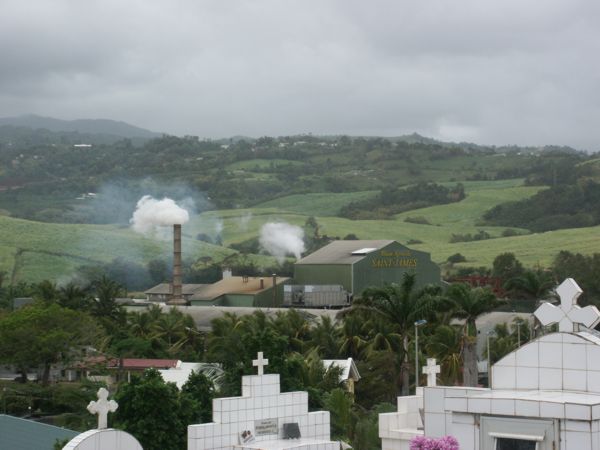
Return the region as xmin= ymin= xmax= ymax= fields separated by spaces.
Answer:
xmin=254 ymin=418 xmax=278 ymax=435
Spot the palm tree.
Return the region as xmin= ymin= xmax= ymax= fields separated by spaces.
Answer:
xmin=338 ymin=313 xmax=367 ymax=359
xmin=58 ymin=283 xmax=92 ymax=310
xmin=128 ymin=311 xmax=158 ymax=339
xmin=448 ymin=283 xmax=503 ymax=386
xmin=309 ymin=316 xmax=341 ymax=359
xmin=154 ymin=307 xmax=189 ymax=349
xmin=271 ymin=309 xmax=311 ymax=354
xmin=364 ymin=317 xmax=403 ymax=355
xmin=349 ymin=273 xmax=447 ymax=395
xmin=35 ymin=280 xmax=59 ymax=304
xmin=91 ymin=276 xmax=125 ymax=322
xmin=504 ymin=269 xmax=556 ymax=299
xmin=425 ymin=325 xmax=462 ymax=385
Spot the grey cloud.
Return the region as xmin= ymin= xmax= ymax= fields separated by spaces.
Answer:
xmin=0 ymin=0 xmax=599 ymax=150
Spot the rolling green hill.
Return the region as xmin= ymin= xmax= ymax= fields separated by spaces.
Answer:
xmin=1 ymin=125 xmax=598 ymax=285
xmin=2 ymin=178 xmax=600 ymax=283
xmin=0 ymin=215 xmax=237 ymax=283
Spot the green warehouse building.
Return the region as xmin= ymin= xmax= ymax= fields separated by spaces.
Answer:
xmin=292 ymin=240 xmax=442 ymax=302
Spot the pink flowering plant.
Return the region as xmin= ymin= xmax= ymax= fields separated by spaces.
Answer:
xmin=410 ymin=435 xmax=459 ymax=450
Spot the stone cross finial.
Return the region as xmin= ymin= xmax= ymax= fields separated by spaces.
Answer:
xmin=422 ymin=358 xmax=440 ymax=387
xmin=252 ymin=351 xmax=269 ymax=375
xmin=534 ymin=278 xmax=600 ymax=332
xmin=87 ymin=387 xmax=118 ymax=429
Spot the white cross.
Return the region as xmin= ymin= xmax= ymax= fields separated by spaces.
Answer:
xmin=534 ymin=278 xmax=600 ymax=332
xmin=252 ymin=351 xmax=269 ymax=375
xmin=422 ymin=358 xmax=440 ymax=387
xmin=87 ymin=387 xmax=118 ymax=429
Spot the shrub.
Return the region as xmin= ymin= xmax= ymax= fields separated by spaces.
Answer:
xmin=501 ymin=228 xmax=520 ymax=237
xmin=404 ymin=216 xmax=431 ymax=225
xmin=447 ymin=253 xmax=467 ymax=264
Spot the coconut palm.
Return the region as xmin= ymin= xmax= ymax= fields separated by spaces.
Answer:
xmin=309 ymin=315 xmax=341 ymax=358
xmin=154 ymin=307 xmax=192 ymax=349
xmin=128 ymin=311 xmax=158 ymax=339
xmin=425 ymin=325 xmax=462 ymax=385
xmin=271 ymin=309 xmax=312 ymax=353
xmin=35 ymin=280 xmax=59 ymax=304
xmin=349 ymin=273 xmax=447 ymax=395
xmin=338 ymin=313 xmax=367 ymax=358
xmin=447 ymin=283 xmax=503 ymax=387
xmin=58 ymin=282 xmax=92 ymax=310
xmin=504 ymin=269 xmax=556 ymax=299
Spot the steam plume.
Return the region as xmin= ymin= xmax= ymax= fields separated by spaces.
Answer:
xmin=130 ymin=195 xmax=190 ymax=234
xmin=259 ymin=222 xmax=305 ymax=262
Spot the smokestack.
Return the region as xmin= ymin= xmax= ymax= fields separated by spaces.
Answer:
xmin=272 ymin=273 xmax=277 ymax=307
xmin=167 ymin=224 xmax=187 ymax=305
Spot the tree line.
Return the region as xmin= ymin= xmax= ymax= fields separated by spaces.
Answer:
xmin=0 ymin=270 xmax=536 ymax=450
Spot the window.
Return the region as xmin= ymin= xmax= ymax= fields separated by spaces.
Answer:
xmin=481 ymin=417 xmax=554 ymax=450
xmin=496 ymin=438 xmax=537 ymax=450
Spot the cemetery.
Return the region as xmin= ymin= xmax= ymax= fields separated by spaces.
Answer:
xmin=380 ymin=278 xmax=600 ymax=450
xmin=55 ymin=278 xmax=600 ymax=450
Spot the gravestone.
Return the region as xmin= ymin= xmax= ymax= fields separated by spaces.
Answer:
xmin=422 ymin=358 xmax=440 ymax=387
xmin=188 ymin=351 xmax=339 ymax=450
xmin=63 ymin=388 xmax=143 ymax=450
xmin=87 ymin=387 xmax=118 ymax=429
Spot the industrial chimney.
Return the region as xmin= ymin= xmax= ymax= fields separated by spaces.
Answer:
xmin=167 ymin=224 xmax=187 ymax=305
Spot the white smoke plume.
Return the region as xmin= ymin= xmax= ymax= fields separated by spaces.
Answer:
xmin=259 ymin=222 xmax=305 ymax=262
xmin=214 ymin=219 xmax=224 ymax=237
xmin=130 ymin=195 xmax=190 ymax=234
xmin=238 ymin=212 xmax=253 ymax=231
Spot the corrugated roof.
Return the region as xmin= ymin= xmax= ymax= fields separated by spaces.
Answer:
xmin=323 ymin=358 xmax=361 ymax=382
xmin=0 ymin=414 xmax=78 ymax=450
xmin=111 ymin=358 xmax=180 ymax=370
xmin=190 ymin=276 xmax=289 ymax=301
xmin=77 ymin=357 xmax=180 ymax=370
xmin=295 ymin=240 xmax=395 ymax=265
xmin=144 ymin=283 xmax=208 ymax=295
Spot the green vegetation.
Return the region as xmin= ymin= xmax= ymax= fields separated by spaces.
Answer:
xmin=2 ymin=178 xmax=600 ymax=284
xmin=0 ymin=127 xmax=599 ymax=284
xmin=257 ymin=191 xmax=377 ymax=216
xmin=484 ymin=180 xmax=600 ymax=231
xmin=340 ymin=182 xmax=465 ymax=219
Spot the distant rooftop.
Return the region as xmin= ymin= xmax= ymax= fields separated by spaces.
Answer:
xmin=0 ymin=414 xmax=78 ymax=450
xmin=190 ymin=276 xmax=289 ymax=302
xmin=144 ymin=283 xmax=208 ymax=295
xmin=296 ymin=240 xmax=395 ymax=265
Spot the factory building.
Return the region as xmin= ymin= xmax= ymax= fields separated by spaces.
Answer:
xmin=145 ymin=274 xmax=288 ymax=307
xmin=188 ymin=275 xmax=288 ymax=307
xmin=145 ymin=238 xmax=441 ymax=309
xmin=291 ymin=240 xmax=442 ymax=303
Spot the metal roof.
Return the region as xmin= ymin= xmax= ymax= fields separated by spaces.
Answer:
xmin=0 ymin=414 xmax=78 ymax=450
xmin=189 ymin=276 xmax=289 ymax=302
xmin=322 ymin=358 xmax=361 ymax=382
xmin=295 ymin=240 xmax=395 ymax=265
xmin=144 ymin=283 xmax=208 ymax=295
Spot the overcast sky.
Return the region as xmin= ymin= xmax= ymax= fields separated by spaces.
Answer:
xmin=1 ymin=1 xmax=599 ymax=150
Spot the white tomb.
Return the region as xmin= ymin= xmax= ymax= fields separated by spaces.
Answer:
xmin=188 ymin=352 xmax=339 ymax=450
xmin=382 ymin=278 xmax=600 ymax=450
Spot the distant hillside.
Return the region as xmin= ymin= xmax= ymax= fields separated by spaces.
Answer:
xmin=0 ymin=114 xmax=161 ymax=139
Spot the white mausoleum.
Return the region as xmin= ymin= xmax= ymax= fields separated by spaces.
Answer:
xmin=188 ymin=352 xmax=339 ymax=450
xmin=381 ymin=278 xmax=600 ymax=450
